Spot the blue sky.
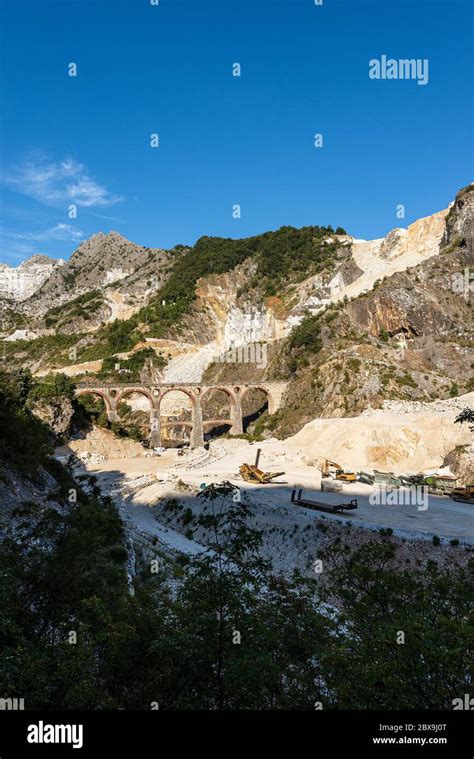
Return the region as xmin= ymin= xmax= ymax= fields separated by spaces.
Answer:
xmin=0 ymin=0 xmax=472 ymax=264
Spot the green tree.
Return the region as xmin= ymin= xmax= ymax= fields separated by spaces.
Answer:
xmin=455 ymin=407 xmax=474 ymax=432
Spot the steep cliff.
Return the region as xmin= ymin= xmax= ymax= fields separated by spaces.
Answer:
xmin=270 ymin=185 xmax=473 ymax=435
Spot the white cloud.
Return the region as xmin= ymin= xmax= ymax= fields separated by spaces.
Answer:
xmin=3 ymin=155 xmax=123 ymax=208
xmin=10 ymin=223 xmax=85 ymax=242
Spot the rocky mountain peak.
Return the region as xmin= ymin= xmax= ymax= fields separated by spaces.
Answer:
xmin=442 ymin=184 xmax=474 ymax=251
xmin=20 ymin=254 xmax=63 ymax=269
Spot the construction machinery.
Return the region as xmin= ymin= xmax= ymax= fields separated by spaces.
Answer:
xmin=450 ymin=483 xmax=474 ymax=503
xmin=291 ymin=488 xmax=357 ymax=514
xmin=423 ymin=474 xmax=458 ymax=496
xmin=239 ymin=448 xmax=285 ymax=484
xmin=321 ymin=459 xmax=357 ymax=483
xmin=373 ymin=470 xmax=404 ymax=488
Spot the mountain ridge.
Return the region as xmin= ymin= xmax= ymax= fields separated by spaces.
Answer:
xmin=2 ymin=184 xmax=472 ymax=439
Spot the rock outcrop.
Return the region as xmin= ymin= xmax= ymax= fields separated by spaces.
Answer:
xmin=20 ymin=231 xmax=181 ymax=319
xmin=29 ymin=397 xmax=75 ymax=443
xmin=442 ymin=183 xmax=474 ymax=251
xmin=0 ymin=255 xmax=63 ymax=302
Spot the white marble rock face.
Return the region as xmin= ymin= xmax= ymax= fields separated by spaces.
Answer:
xmin=222 ymin=304 xmax=277 ymax=348
xmin=0 ymin=256 xmax=64 ymax=301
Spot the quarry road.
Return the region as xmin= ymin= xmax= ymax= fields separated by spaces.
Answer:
xmin=82 ymin=452 xmax=473 ymax=546
xmin=244 ymin=478 xmax=474 ymax=545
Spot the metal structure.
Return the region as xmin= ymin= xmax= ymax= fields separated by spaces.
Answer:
xmin=291 ymin=488 xmax=358 ymax=514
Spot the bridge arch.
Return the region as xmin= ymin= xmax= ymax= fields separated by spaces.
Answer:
xmin=158 ymin=387 xmax=196 ymax=406
xmin=73 ymin=381 xmax=286 ymax=448
xmin=200 ymin=385 xmax=237 ymax=406
xmin=240 ymin=386 xmax=272 ymax=432
xmin=115 ymin=387 xmax=156 ymax=410
xmin=241 ymin=385 xmax=275 ymax=413
xmin=75 ymin=388 xmax=113 ymax=415
xmin=158 ymin=388 xmax=194 ymax=447
xmin=200 ymin=387 xmax=235 ymax=440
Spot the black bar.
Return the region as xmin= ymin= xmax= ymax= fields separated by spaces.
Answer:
xmin=0 ymin=710 xmax=472 ymax=757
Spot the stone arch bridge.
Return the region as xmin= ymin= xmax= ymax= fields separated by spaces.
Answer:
xmin=75 ymin=381 xmax=287 ymax=448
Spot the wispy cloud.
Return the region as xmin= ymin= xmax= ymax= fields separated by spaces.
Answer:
xmin=9 ymin=223 xmax=85 ymax=243
xmin=0 ymin=223 xmax=85 ymax=264
xmin=3 ymin=155 xmax=123 ymax=208
xmin=90 ymin=211 xmax=127 ymax=223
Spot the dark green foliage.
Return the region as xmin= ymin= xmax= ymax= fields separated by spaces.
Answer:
xmin=315 ymin=540 xmax=474 ymax=709
xmin=0 ymin=370 xmax=53 ymax=474
xmin=98 ymin=347 xmax=166 ymax=382
xmin=289 ymin=314 xmax=323 ymax=353
xmin=449 ymin=382 xmax=459 ymax=398
xmin=0 ymin=481 xmax=130 ymax=708
xmin=0 ymin=371 xmax=79 ymax=472
xmin=286 ymin=314 xmax=323 ymax=372
xmin=72 ymin=392 xmax=107 ymax=429
xmin=242 ymin=409 xmax=282 ymax=441
xmin=455 ymin=407 xmax=474 ymax=432
xmin=2 ymin=332 xmax=81 ymax=367
xmin=82 ymin=317 xmax=142 ymax=359
xmin=27 ymin=372 xmax=76 ymax=403
xmin=395 ymin=373 xmax=418 ymax=389
xmin=0 ymin=472 xmax=472 ymax=709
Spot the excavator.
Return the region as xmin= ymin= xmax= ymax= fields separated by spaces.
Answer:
xmin=450 ymin=483 xmax=474 ymax=503
xmin=321 ymin=459 xmax=357 ymax=483
xmin=239 ymin=448 xmax=285 ymax=484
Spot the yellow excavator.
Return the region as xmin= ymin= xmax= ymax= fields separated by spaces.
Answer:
xmin=321 ymin=459 xmax=357 ymax=483
xmin=239 ymin=449 xmax=285 ymax=484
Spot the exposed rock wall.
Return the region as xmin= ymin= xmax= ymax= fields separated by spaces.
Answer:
xmin=29 ymin=398 xmax=75 ymax=443
xmin=442 ymin=184 xmax=474 ymax=251
xmin=0 ymin=255 xmax=63 ymax=301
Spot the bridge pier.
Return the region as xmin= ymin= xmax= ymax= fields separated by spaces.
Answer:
xmin=149 ymin=408 xmax=161 ymax=448
xmin=191 ymin=399 xmax=204 ymax=447
xmin=230 ymin=401 xmax=243 ymax=435
xmin=107 ymin=401 xmax=118 ymax=424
